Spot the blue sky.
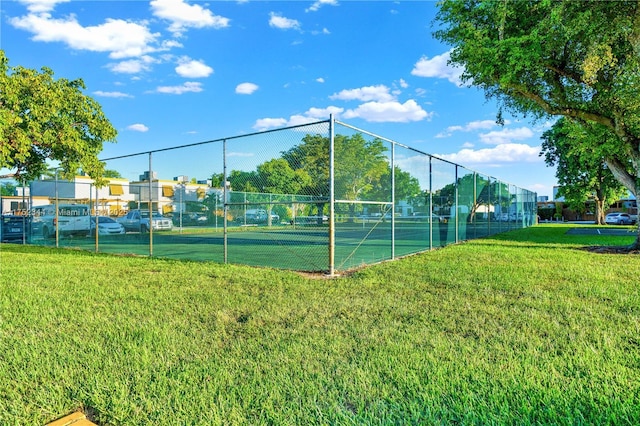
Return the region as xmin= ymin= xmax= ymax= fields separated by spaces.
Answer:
xmin=1 ymin=0 xmax=557 ymax=197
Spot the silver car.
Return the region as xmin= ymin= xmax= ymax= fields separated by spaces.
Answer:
xmin=90 ymin=216 xmax=126 ymax=236
xmin=605 ymin=212 xmax=635 ymax=225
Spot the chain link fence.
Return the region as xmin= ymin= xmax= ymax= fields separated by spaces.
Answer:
xmin=0 ymin=117 xmax=537 ymax=273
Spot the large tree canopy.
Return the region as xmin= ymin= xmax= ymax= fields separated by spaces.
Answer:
xmin=0 ymin=50 xmax=117 ymax=183
xmin=542 ymin=118 xmax=628 ymax=224
xmin=435 ymin=0 xmax=640 ymax=247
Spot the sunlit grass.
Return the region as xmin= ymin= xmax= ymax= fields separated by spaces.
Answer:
xmin=1 ymin=224 xmax=639 ymax=425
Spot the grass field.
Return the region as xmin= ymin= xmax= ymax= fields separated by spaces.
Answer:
xmin=1 ymin=224 xmax=638 ymax=425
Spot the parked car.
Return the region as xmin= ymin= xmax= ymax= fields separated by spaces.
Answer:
xmin=237 ymin=209 xmax=279 ymax=224
xmin=1 ymin=215 xmax=30 ymax=242
xmin=605 ymin=212 xmax=635 ymax=225
xmin=117 ymin=210 xmax=173 ymax=232
xmin=174 ymin=212 xmax=208 ymax=226
xmin=495 ymin=213 xmax=509 ymax=222
xmin=31 ymin=204 xmax=91 ymax=238
xmin=90 ymin=216 xmax=125 ymax=236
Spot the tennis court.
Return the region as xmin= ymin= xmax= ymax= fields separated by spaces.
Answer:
xmin=32 ymin=217 xmax=527 ymax=272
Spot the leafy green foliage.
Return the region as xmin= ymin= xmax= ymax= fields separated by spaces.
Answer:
xmin=439 ymin=174 xmax=511 ymax=221
xmin=0 ymin=51 xmax=117 ymax=183
xmin=435 ymin=0 xmax=640 ymax=245
xmin=541 ymin=118 xmax=628 ymax=223
xmin=0 ymin=181 xmax=16 ymax=196
xmin=257 ymin=158 xmax=312 ymax=195
xmin=102 ymin=169 xmax=123 ymax=179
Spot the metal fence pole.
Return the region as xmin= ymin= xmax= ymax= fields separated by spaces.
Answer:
xmin=94 ymin=184 xmax=99 ymax=253
xmin=488 ymin=177 xmax=492 ymax=235
xmin=22 ymin=178 xmax=27 ymax=245
xmin=473 ymin=172 xmax=477 ymax=239
xmin=328 ymin=115 xmax=335 ymax=276
xmin=454 ymin=165 xmax=459 ymax=243
xmin=429 ymin=156 xmax=433 ymax=250
xmin=391 ymin=142 xmax=395 ymax=260
xmin=55 ymin=169 xmax=59 ymax=248
xmin=148 ymin=152 xmax=153 ymax=257
xmin=223 ymin=139 xmax=228 ymax=264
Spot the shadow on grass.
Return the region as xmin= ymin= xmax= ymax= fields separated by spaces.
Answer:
xmin=473 ymin=224 xmax=638 ymax=252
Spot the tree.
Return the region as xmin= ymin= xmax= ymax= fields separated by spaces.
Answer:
xmin=227 ymin=170 xmax=260 ymax=193
xmin=439 ymin=174 xmax=511 ymax=222
xmin=541 ymin=118 xmax=628 ymax=224
xmin=365 ymin=165 xmax=423 ymax=211
xmin=209 ymin=173 xmax=225 ymax=188
xmin=435 ymin=1 xmax=640 ymax=248
xmin=282 ymin=133 xmax=390 ymax=218
xmin=0 ymin=51 xmax=117 ymax=184
xmin=281 ymin=133 xmax=331 ymax=197
xmin=257 ymin=158 xmax=312 ymax=195
xmin=102 ymin=169 xmax=123 ymax=179
xmin=1 ymin=181 xmax=16 ymax=196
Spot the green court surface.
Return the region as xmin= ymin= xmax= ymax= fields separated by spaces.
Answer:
xmin=24 ymin=220 xmax=526 ymax=272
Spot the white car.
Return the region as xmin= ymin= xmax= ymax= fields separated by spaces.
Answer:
xmin=605 ymin=212 xmax=635 ymax=225
xmin=118 ymin=210 xmax=173 ymax=232
xmin=90 ymin=216 xmax=125 ymax=236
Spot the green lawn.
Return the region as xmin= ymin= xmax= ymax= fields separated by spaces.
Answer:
xmin=1 ymin=224 xmax=638 ymax=425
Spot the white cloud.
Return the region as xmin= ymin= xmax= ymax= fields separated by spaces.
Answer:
xmin=150 ymin=0 xmax=230 ymax=36
xmin=436 ymin=143 xmax=542 ymax=165
xmin=411 ymin=50 xmax=465 ymax=87
xmin=414 ymin=88 xmax=427 ymax=97
xmin=155 ymin=81 xmax=203 ymax=94
xmin=253 ymin=118 xmax=288 ymax=131
xmin=18 ymin=0 xmax=69 ymax=13
xmin=329 ymin=85 xmax=395 ymax=102
xmin=306 ymin=0 xmax=338 ymax=12
xmin=175 ymin=57 xmax=213 ymax=78
xmin=436 ymin=119 xmax=500 ymax=138
xmin=304 ymin=106 xmax=344 ymax=119
xmin=479 ymin=127 xmax=534 ymax=145
xmin=316 ymin=77 xmax=325 ymax=83
xmin=93 ymin=91 xmax=133 ymax=98
xmin=343 ymin=100 xmax=431 ymax=123
xmin=253 ymin=106 xmax=343 ymax=131
xmin=127 ymin=123 xmax=149 ymax=132
xmin=235 ymin=82 xmax=259 ymax=95
xmin=10 ymin=13 xmax=161 ymax=59
xmin=108 ymin=56 xmax=156 ymax=74
xmin=269 ymin=12 xmax=301 ymax=31
xmin=461 ymin=120 xmax=500 ymax=132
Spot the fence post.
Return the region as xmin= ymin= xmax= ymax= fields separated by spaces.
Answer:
xmin=223 ymin=139 xmax=228 ymax=264
xmin=93 ymin=183 xmax=99 ymax=253
xmin=429 ymin=156 xmax=433 ymax=250
xmin=454 ymin=165 xmax=459 ymax=243
xmin=391 ymin=141 xmax=395 ymax=260
xmin=328 ymin=115 xmax=335 ymax=276
xmin=55 ymin=168 xmax=59 ymax=248
xmin=148 ymin=152 xmax=153 ymax=257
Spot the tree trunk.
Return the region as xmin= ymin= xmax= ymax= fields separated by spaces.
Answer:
xmin=605 ymin=151 xmax=640 ymax=250
xmin=594 ymin=197 xmax=605 ymax=225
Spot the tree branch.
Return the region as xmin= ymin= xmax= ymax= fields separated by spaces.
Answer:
xmin=510 ymin=84 xmax=615 ymax=128
xmin=605 ymin=157 xmax=637 ymax=196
